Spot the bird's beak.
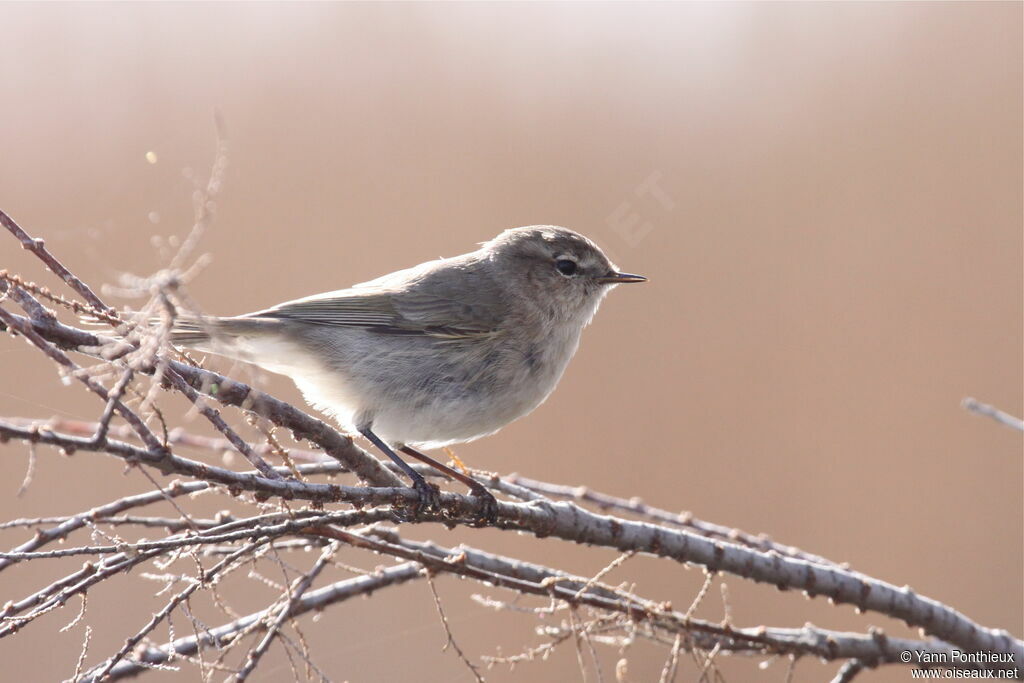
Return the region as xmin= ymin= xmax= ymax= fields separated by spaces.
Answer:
xmin=597 ymin=271 xmax=647 ymax=284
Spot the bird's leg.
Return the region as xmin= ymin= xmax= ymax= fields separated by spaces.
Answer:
xmin=399 ymin=445 xmax=499 ymax=523
xmin=359 ymin=427 xmax=440 ymax=515
xmin=443 ymin=446 xmax=472 ymax=475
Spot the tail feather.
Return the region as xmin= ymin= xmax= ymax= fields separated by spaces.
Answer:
xmin=169 ymin=318 xmax=214 ymax=347
xmin=170 ymin=316 xmax=282 ymax=351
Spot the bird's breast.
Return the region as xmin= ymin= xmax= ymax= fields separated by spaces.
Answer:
xmin=281 ymin=320 xmax=586 ymax=448
xmin=368 ymin=323 xmax=583 ymax=447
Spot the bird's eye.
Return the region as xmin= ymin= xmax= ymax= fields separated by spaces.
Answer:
xmin=555 ymin=259 xmax=578 ymax=276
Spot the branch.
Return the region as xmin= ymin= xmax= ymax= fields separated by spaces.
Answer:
xmin=0 ymin=419 xmax=416 ymax=508
xmin=45 ymin=418 xmax=333 ymax=465
xmin=160 ymin=365 xmax=281 ymax=479
xmin=0 ymin=208 xmax=113 ymax=315
xmin=0 ymin=306 xmax=162 ymax=452
xmin=232 ymin=541 xmax=338 ymax=681
xmin=2 ymin=306 xmax=401 ymax=488
xmin=0 ymin=508 xmax=399 ymax=640
xmin=505 ymin=473 xmax=844 ymax=570
xmin=325 ymin=526 xmax=1007 ymax=674
xmin=85 ymin=541 xmax=263 ymax=679
xmin=83 ymin=563 xmax=424 ymax=682
xmin=2 ymin=416 xmax=1022 ymax=669
xmin=0 ymin=480 xmax=210 ymax=573
xmin=962 ymin=397 xmax=1024 ymax=432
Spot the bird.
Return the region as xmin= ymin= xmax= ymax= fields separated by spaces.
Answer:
xmin=171 ymin=225 xmax=646 ymax=518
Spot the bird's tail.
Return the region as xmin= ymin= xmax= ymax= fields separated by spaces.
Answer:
xmin=170 ymin=315 xmax=282 ymax=355
xmin=169 ymin=317 xmax=215 ymax=347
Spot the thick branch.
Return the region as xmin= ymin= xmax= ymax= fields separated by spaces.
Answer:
xmin=505 ymin=474 xmax=843 ymax=570
xmin=328 ymin=526 xmax=1006 ymax=674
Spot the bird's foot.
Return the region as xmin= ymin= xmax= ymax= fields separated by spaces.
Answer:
xmin=468 ymin=485 xmax=499 ymax=526
xmin=406 ymin=477 xmax=441 ymax=518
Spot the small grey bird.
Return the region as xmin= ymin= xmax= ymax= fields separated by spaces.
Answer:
xmin=172 ymin=226 xmax=645 ymax=517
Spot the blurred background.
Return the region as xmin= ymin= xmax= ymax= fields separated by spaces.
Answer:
xmin=0 ymin=3 xmax=1020 ymax=681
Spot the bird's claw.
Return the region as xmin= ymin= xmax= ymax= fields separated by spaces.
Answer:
xmin=407 ymin=478 xmax=441 ymax=517
xmin=469 ymin=486 xmax=499 ymax=525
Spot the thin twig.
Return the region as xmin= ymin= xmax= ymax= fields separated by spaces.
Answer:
xmin=0 ymin=208 xmax=113 ymax=314
xmin=830 ymin=659 xmax=866 ymax=683
xmin=0 ymin=480 xmax=210 ymax=573
xmin=72 ymin=625 xmax=94 ymax=682
xmin=658 ymin=633 xmax=684 ymax=683
xmin=16 ymin=441 xmax=36 ymax=497
xmin=87 ymin=542 xmax=263 ymax=680
xmin=426 ymin=572 xmax=485 ymax=682
xmin=962 ymin=397 xmax=1024 ymax=432
xmin=86 ymin=563 xmax=424 ymax=682
xmin=0 ymin=306 xmax=163 ymax=452
xmin=161 ymin=365 xmax=281 ymax=479
xmin=233 ymin=542 xmax=338 ymax=681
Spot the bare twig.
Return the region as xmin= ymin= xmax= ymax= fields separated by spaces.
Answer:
xmin=91 ymin=367 xmax=135 ymax=445
xmin=0 ymin=208 xmax=114 ymax=314
xmin=1 ymin=307 xmax=402 ymax=487
xmin=830 ymin=659 xmax=867 ymax=683
xmin=658 ymin=633 xmax=684 ymax=683
xmin=0 ymin=480 xmax=209 ymax=573
xmin=233 ymin=542 xmax=338 ymax=681
xmin=161 ymin=365 xmax=281 ymax=479
xmin=426 ymin=572 xmax=486 ymax=682
xmin=86 ymin=542 xmax=263 ymax=680
xmin=962 ymin=397 xmax=1024 ymax=432
xmin=15 ymin=441 xmax=36 ymax=497
xmin=46 ymin=418 xmax=332 ymax=464
xmin=73 ymin=625 xmax=94 ymax=682
xmin=85 ymin=563 xmax=424 ymax=682
xmin=0 ymin=306 xmax=162 ymax=452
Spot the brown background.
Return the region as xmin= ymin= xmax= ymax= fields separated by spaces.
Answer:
xmin=0 ymin=3 xmax=1021 ymax=682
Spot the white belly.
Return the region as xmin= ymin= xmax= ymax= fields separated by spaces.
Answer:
xmin=221 ymin=323 xmax=583 ymax=449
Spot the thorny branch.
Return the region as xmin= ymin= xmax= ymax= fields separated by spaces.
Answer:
xmin=1 ymin=201 xmax=1021 ymax=682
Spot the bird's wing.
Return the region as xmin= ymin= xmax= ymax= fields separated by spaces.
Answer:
xmin=253 ymin=262 xmax=507 ymax=340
